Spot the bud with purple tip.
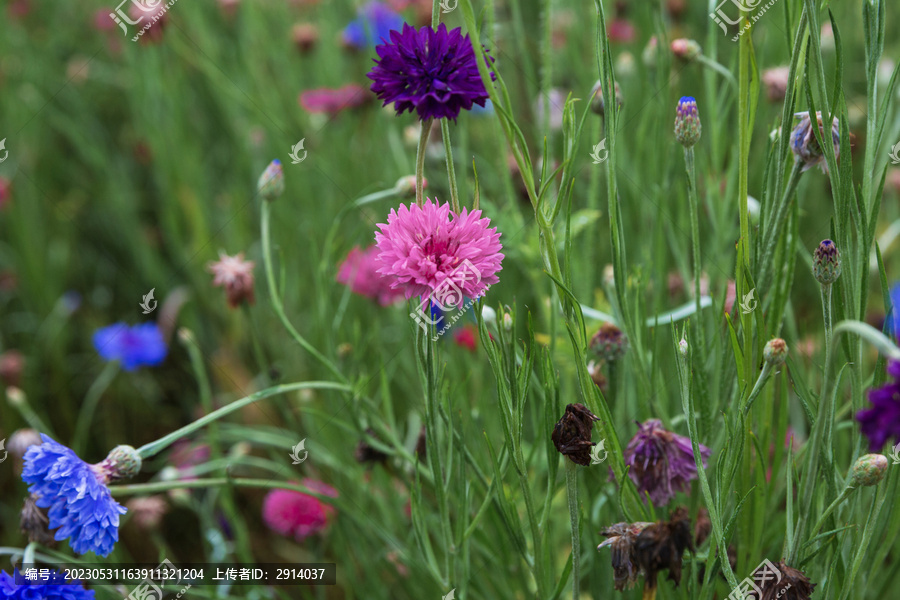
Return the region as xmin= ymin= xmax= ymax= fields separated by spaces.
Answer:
xmin=849 ymin=454 xmax=887 ymax=487
xmin=674 ymin=97 xmax=701 ymax=148
xmin=813 ymin=239 xmax=842 ymax=285
xmin=257 ymin=159 xmax=285 ymax=200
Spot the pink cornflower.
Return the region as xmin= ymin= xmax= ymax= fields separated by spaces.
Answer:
xmin=299 ymin=84 xmax=371 ymax=115
xmin=262 ymin=479 xmax=338 ymax=541
xmin=207 ymin=251 xmax=255 ymax=308
xmin=374 ymin=199 xmax=504 ymax=306
xmin=336 ymin=245 xmax=406 ymax=306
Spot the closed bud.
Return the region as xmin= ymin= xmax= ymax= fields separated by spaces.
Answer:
xmin=678 ymin=338 xmax=688 ymax=357
xmin=763 ymin=338 xmax=788 ymax=366
xmin=590 ymin=323 xmax=629 ymax=362
xmin=849 ymin=453 xmax=888 ymax=487
xmin=674 ymin=97 xmax=702 ymax=148
xmin=257 ymin=159 xmax=285 ymax=200
xmin=590 ymin=80 xmax=623 ymax=117
xmin=394 ymin=175 xmax=421 ymax=198
xmin=812 ymin=239 xmax=841 ymax=285
xmin=93 ymin=445 xmax=142 ymax=483
xmin=671 ymin=38 xmax=701 ymax=62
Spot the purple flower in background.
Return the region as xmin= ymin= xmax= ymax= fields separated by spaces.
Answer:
xmin=342 ymin=2 xmax=404 ymax=50
xmin=856 ymin=360 xmax=900 ymax=451
xmin=368 ymin=23 xmax=494 ymax=122
xmin=92 ymin=322 xmax=167 ymax=371
xmin=21 ymin=435 xmax=128 ymax=557
xmin=0 ymin=569 xmax=95 ymax=599
xmin=624 ymin=419 xmax=710 ymax=505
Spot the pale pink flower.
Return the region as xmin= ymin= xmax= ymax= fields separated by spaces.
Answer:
xmin=262 ymin=479 xmax=338 ymax=541
xmin=762 ymin=66 xmax=790 ymax=102
xmin=374 ymin=199 xmax=503 ymax=305
xmin=299 ymin=84 xmax=371 ymax=115
xmin=207 ymin=251 xmax=255 ymax=308
xmin=337 ymin=245 xmax=406 ymax=305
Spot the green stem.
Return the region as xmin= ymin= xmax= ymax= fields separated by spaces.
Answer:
xmin=134 ymin=381 xmax=351 ymax=459
xmin=758 ymin=161 xmax=804 ymax=293
xmin=743 ymin=362 xmax=774 ymax=414
xmin=110 ymin=477 xmax=340 ymax=497
xmin=6 ymin=388 xmax=55 ymax=437
xmin=565 ymin=459 xmax=580 ymax=600
xmin=806 ymin=486 xmax=854 ymax=547
xmin=416 ymin=118 xmax=434 ymax=206
xmin=696 ymin=54 xmax=738 ymax=91
xmin=261 ymin=199 xmax=347 ymax=383
xmin=23 ymin=542 xmax=36 ymax=566
xmin=440 ymin=118 xmax=461 ymax=212
xmin=684 ymin=146 xmax=706 ymax=351
xmin=72 ymin=361 xmax=119 ymax=453
xmin=677 ymin=337 xmax=740 ymax=589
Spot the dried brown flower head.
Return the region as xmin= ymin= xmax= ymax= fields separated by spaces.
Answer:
xmin=633 ymin=506 xmax=694 ymax=589
xmin=20 ymin=495 xmax=55 ymax=545
xmin=752 ymin=560 xmax=816 ymax=600
xmin=551 ymin=403 xmax=600 ymax=466
xmin=355 ymin=428 xmax=390 ymax=465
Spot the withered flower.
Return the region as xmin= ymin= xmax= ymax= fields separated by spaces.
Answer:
xmin=415 ymin=426 xmax=427 ymax=460
xmin=551 ymin=403 xmax=600 ymax=466
xmin=20 ymin=495 xmax=55 ymax=546
xmin=752 ymin=560 xmax=816 ymax=600
xmin=632 ymin=506 xmax=694 ymax=589
xmin=598 ymin=507 xmax=693 ymax=593
xmin=694 ymin=507 xmax=711 ymax=547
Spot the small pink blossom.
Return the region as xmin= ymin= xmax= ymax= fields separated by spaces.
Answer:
xmin=374 ymin=199 xmax=503 ymax=305
xmin=207 ymin=251 xmax=255 ymax=308
xmin=337 ymin=245 xmax=406 ymax=306
xmin=453 ymin=325 xmax=477 ymax=351
xmin=262 ymin=479 xmax=338 ymax=541
xmin=299 ymin=84 xmax=371 ymax=115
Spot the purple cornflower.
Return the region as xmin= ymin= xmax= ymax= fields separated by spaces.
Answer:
xmin=368 ymin=23 xmax=494 ymax=122
xmin=92 ymin=322 xmax=167 ymax=371
xmin=790 ymin=111 xmax=840 ymax=172
xmin=856 ymin=360 xmax=900 ymax=451
xmin=22 ymin=435 xmax=133 ymax=557
xmin=674 ymin=96 xmax=701 ymax=147
xmin=624 ymin=419 xmax=710 ymax=505
xmin=0 ymin=569 xmax=95 ymax=599
xmin=342 ymin=2 xmax=405 ymax=50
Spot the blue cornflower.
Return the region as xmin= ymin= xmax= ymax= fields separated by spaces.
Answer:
xmin=342 ymin=2 xmax=404 ymax=50
xmin=22 ymin=435 xmax=133 ymax=557
xmin=888 ymin=282 xmax=899 ymax=338
xmin=0 ymin=569 xmax=95 ymax=599
xmin=92 ymin=322 xmax=167 ymax=371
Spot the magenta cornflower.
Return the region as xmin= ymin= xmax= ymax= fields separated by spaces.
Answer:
xmin=368 ymin=23 xmax=494 ymax=122
xmin=262 ymin=479 xmax=338 ymax=541
xmin=624 ymin=419 xmax=710 ymax=505
xmin=336 ymin=245 xmax=406 ymax=306
xmin=374 ymin=199 xmax=503 ymax=305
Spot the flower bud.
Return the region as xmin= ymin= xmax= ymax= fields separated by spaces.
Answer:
xmin=257 ymin=159 xmax=285 ymax=200
xmin=642 ymin=36 xmax=658 ymax=68
xmin=590 ymin=323 xmax=629 ymax=362
xmin=678 ymin=338 xmax=688 ymax=357
xmin=674 ymin=97 xmax=702 ymax=148
xmin=93 ymin=445 xmax=142 ymax=483
xmin=812 ymin=239 xmax=841 ymax=285
xmin=481 ymin=305 xmax=497 ymax=327
xmin=790 ymin=111 xmax=840 ymax=173
xmin=671 ymin=38 xmax=701 ymax=62
xmin=849 ymin=453 xmax=888 ymax=487
xmin=763 ymin=338 xmax=788 ymax=366
xmin=292 ymin=23 xmax=319 ymax=53
xmin=502 ymin=311 xmax=513 ymax=332
xmin=589 ymin=80 xmax=623 ymax=117
xmin=394 ymin=175 xmax=423 ymax=198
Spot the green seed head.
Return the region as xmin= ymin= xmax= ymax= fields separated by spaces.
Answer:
xmin=763 ymin=338 xmax=788 ymax=366
xmin=849 ymin=454 xmax=888 ymax=487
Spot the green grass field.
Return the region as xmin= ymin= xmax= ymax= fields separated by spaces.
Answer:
xmin=1 ymin=0 xmax=899 ymax=598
